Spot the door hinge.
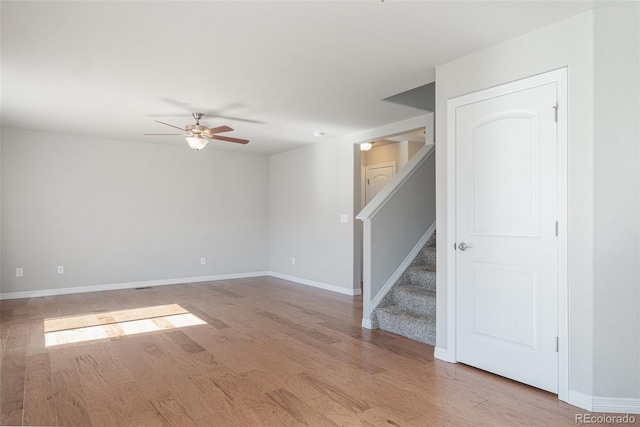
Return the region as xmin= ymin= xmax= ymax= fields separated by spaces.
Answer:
xmin=454 ymin=242 xmax=457 ymax=250
xmin=366 ymin=179 xmax=370 ymax=185
xmin=555 ymin=337 xmax=559 ymax=352
xmin=553 ymin=103 xmax=559 ymax=123
xmin=555 ymin=221 xmax=559 ymax=237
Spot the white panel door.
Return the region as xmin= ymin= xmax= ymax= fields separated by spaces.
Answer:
xmin=455 ymin=82 xmax=559 ymax=393
xmin=365 ymin=163 xmax=395 ymax=205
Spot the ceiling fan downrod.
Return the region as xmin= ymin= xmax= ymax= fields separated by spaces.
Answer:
xmin=187 ymin=113 xmax=208 ymax=135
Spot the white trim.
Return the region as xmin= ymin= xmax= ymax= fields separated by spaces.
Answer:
xmin=370 ymin=222 xmax=436 ymax=311
xmin=555 ymin=68 xmax=570 ymax=404
xmin=568 ymin=390 xmax=640 ymax=414
xmin=445 ymin=68 xmax=569 ymax=399
xmin=0 ymin=271 xmax=270 ymax=300
xmin=434 ymin=347 xmax=456 ymax=363
xmin=361 ymin=318 xmax=372 ymax=329
xmin=568 ymin=390 xmax=594 ymax=412
xmin=592 ymin=397 xmax=640 ymax=414
xmin=343 ymin=114 xmax=432 ymax=148
xmin=268 ymin=271 xmax=361 ymax=296
xmin=357 ymin=144 xmax=435 ymax=221
xmin=0 ymin=270 xmax=362 ymax=300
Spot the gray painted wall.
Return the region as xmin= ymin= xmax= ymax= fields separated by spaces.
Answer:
xmin=436 ymin=11 xmax=595 ymax=395
xmin=1 ymin=128 xmax=270 ymax=294
xmin=269 ymin=139 xmax=356 ymax=291
xmin=592 ymin=3 xmax=640 ymax=398
xmin=369 ymin=148 xmax=436 ymax=301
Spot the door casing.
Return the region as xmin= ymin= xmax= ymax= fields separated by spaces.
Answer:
xmin=445 ymin=68 xmax=569 ymax=402
xmin=365 ymin=162 xmax=396 ymax=205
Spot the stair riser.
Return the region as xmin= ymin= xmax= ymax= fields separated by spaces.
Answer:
xmin=413 ymin=247 xmax=436 ymax=267
xmin=391 ymin=288 xmax=436 ymax=315
xmin=399 ymin=270 xmax=436 ymax=291
xmin=371 ymin=231 xmax=437 ymax=346
xmin=377 ymin=312 xmax=436 ymax=346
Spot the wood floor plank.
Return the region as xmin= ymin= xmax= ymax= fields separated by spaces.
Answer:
xmin=266 ymin=387 xmax=339 ymax=426
xmin=179 ymin=302 xmax=230 ymax=329
xmin=189 ymin=370 xmax=267 ymax=426
xmin=148 ymin=392 xmax=196 ymax=427
xmin=193 ymin=406 xmax=253 ymax=427
xmin=52 ymin=368 xmax=93 ymax=427
xmin=1 ymin=277 xmax=605 ymax=426
xmin=304 ymin=394 xmax=366 ymax=426
xmin=164 ymin=329 xmax=206 ymax=354
xmin=23 ymin=353 xmax=57 ymax=426
xmin=257 ymin=310 xmax=341 ymax=345
xmin=1 ymin=323 xmax=27 ymax=425
xmin=299 ymin=371 xmax=371 ymax=414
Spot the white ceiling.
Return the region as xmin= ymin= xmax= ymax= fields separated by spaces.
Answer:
xmin=1 ymin=1 xmax=593 ymax=154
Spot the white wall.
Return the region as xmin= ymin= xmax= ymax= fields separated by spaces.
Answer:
xmin=592 ymin=3 xmax=640 ymax=398
xmin=435 ymin=11 xmax=595 ymax=396
xmin=269 ymin=138 xmax=356 ymax=293
xmin=1 ymin=128 xmax=270 ymax=295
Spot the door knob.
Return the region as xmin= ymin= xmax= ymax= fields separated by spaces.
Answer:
xmin=458 ymin=242 xmax=473 ymax=251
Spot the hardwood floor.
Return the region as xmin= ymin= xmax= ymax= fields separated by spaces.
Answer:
xmin=0 ymin=277 xmax=612 ymax=426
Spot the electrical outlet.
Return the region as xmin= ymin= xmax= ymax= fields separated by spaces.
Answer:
xmin=16 ymin=268 xmax=23 ymax=278
xmin=200 ymin=257 xmax=206 ymax=265
xmin=340 ymin=214 xmax=348 ymax=223
xmin=291 ymin=257 xmax=296 ymax=266
xmin=57 ymin=265 xmax=64 ymax=274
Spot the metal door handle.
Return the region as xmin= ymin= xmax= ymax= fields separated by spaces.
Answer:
xmin=458 ymin=242 xmax=473 ymax=251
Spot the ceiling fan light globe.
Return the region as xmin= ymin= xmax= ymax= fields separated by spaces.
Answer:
xmin=186 ymin=135 xmax=209 ymax=150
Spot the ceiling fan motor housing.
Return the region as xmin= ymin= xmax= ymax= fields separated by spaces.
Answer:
xmin=186 ymin=124 xmax=209 ymax=135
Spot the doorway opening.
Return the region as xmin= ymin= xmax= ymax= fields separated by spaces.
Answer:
xmin=445 ymin=68 xmax=568 ymax=400
xmin=354 ymin=127 xmax=431 ymax=293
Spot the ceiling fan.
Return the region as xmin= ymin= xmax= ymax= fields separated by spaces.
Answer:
xmin=145 ymin=112 xmax=249 ymax=150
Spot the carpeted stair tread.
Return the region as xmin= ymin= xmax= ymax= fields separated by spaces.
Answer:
xmin=391 ymin=284 xmax=436 ymax=314
xmin=412 ymin=246 xmax=436 ymax=267
xmin=398 ymin=266 xmax=436 ymax=290
xmin=372 ymin=230 xmax=437 ymax=346
xmin=376 ymin=305 xmax=436 ymax=345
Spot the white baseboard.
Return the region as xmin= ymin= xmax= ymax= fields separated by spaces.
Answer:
xmin=568 ymin=390 xmax=594 ymax=411
xmin=568 ymin=390 xmax=640 ymax=414
xmin=0 ymin=270 xmax=362 ymax=300
xmin=268 ymin=271 xmax=361 ymax=296
xmin=592 ymin=397 xmax=640 ymax=414
xmin=0 ymin=271 xmax=270 ymax=300
xmin=361 ymin=318 xmax=372 ymax=329
xmin=369 ymin=222 xmax=436 ymax=312
xmin=434 ymin=346 xmax=456 ymax=363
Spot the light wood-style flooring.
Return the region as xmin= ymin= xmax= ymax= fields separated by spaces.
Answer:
xmin=0 ymin=277 xmax=613 ymax=426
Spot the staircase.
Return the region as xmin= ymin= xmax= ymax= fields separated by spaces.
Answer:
xmin=371 ymin=232 xmax=436 ymax=346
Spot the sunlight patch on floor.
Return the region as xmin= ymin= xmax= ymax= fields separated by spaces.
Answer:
xmin=44 ymin=304 xmax=206 ymax=347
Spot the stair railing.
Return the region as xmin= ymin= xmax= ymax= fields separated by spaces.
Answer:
xmin=357 ymin=144 xmax=436 ymax=328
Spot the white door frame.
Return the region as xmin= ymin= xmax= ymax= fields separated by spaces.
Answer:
xmin=445 ymin=68 xmax=569 ymax=402
xmin=364 ymin=162 xmax=396 ymax=205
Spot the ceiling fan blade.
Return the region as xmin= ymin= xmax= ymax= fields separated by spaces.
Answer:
xmin=144 ymin=133 xmax=183 ymax=136
xmin=211 ymin=135 xmax=250 ymax=144
xmin=210 ymin=115 xmax=264 ymax=124
xmin=206 ymin=125 xmax=233 ymax=135
xmin=155 ymin=120 xmax=186 ymax=131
